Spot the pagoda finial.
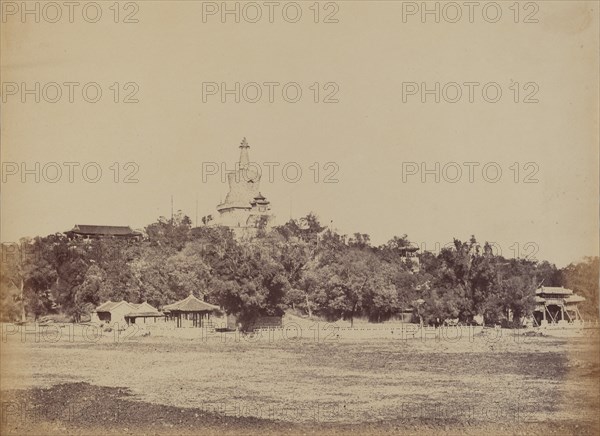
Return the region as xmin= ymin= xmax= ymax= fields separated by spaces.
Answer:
xmin=238 ymin=137 xmax=250 ymax=167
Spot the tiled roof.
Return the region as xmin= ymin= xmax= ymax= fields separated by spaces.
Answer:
xmin=95 ymin=300 xmax=159 ymax=313
xmin=95 ymin=301 xmax=119 ymax=312
xmin=253 ymin=193 xmax=269 ymax=203
xmin=163 ymin=294 xmax=220 ymax=312
xmin=125 ymin=311 xmax=164 ymax=317
xmin=534 ymin=288 xmax=586 ymax=305
xmin=536 ymin=286 xmax=574 ymax=295
xmin=564 ymin=295 xmax=586 ymax=304
xmin=127 ymin=302 xmax=160 ymax=315
xmin=138 ymin=302 xmax=159 ymax=312
xmin=67 ymin=225 xmax=141 ymax=236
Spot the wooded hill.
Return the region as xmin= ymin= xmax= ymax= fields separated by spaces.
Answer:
xmin=1 ymin=213 xmax=598 ymax=328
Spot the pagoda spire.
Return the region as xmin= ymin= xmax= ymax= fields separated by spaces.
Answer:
xmin=239 ymin=137 xmax=250 ymax=168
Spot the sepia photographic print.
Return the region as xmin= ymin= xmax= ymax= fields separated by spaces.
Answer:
xmin=1 ymin=1 xmax=599 ymax=435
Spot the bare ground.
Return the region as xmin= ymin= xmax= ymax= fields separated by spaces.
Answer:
xmin=1 ymin=326 xmax=599 ymax=435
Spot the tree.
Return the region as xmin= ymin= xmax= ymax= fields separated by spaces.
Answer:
xmin=377 ymin=235 xmax=416 ymax=266
xmin=67 ymin=264 xmax=105 ymax=322
xmin=145 ymin=212 xmax=192 ymax=251
xmin=275 ymin=213 xmax=326 ymax=243
xmin=211 ymin=239 xmax=289 ymax=331
xmin=348 ymin=233 xmax=371 ymax=250
xmin=560 ymin=257 xmax=599 ymax=320
xmin=421 ymin=286 xmax=470 ymax=326
xmin=364 ymin=282 xmax=398 ymax=322
xmin=392 ymin=270 xmax=420 ymax=313
xmin=1 ymin=239 xmax=56 ymax=321
xmin=313 ymin=250 xmax=382 ymax=326
xmin=165 ymin=244 xmax=211 ymax=300
xmin=0 ymin=279 xmax=21 ymax=322
xmin=129 ymin=249 xmax=171 ymax=307
xmin=53 ymin=257 xmax=89 ymax=320
xmin=500 ymin=275 xmax=535 ymax=325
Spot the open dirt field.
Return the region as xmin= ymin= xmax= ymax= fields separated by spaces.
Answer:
xmin=1 ymin=325 xmax=599 ymax=435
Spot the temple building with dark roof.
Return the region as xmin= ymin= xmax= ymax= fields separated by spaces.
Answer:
xmin=65 ymin=225 xmax=142 ymax=240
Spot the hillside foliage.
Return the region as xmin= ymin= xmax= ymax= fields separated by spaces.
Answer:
xmin=1 ymin=213 xmax=598 ymax=327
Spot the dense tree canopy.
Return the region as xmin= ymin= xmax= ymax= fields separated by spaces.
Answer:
xmin=1 ymin=214 xmax=597 ymax=328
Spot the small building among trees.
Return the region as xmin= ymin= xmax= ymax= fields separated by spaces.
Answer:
xmin=91 ymin=301 xmax=136 ymax=325
xmin=92 ymin=300 xmax=161 ymax=326
xmin=533 ymin=286 xmax=586 ymax=326
xmin=162 ymin=293 xmax=223 ymax=328
xmin=65 ymin=225 xmax=142 ymax=241
xmin=124 ymin=302 xmax=164 ymax=325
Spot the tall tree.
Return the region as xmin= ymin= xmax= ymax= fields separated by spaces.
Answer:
xmin=313 ymin=249 xmax=382 ymax=326
xmin=1 ymin=239 xmax=56 ymax=321
xmin=211 ymin=239 xmax=289 ymax=330
xmin=560 ymin=257 xmax=599 ymax=319
xmin=145 ymin=211 xmax=192 ymax=251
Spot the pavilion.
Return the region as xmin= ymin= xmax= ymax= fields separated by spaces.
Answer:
xmin=162 ymin=293 xmax=222 ymax=328
xmin=533 ymin=286 xmax=586 ymax=326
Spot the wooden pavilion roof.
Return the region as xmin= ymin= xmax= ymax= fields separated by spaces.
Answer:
xmin=163 ymin=294 xmax=220 ymax=313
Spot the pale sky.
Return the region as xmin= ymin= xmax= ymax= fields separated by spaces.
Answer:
xmin=1 ymin=1 xmax=598 ymax=267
